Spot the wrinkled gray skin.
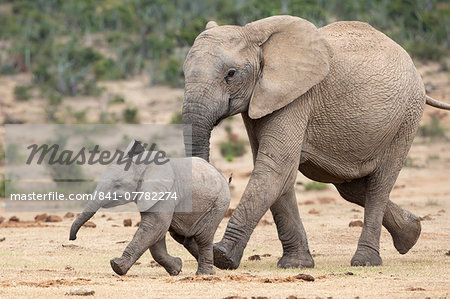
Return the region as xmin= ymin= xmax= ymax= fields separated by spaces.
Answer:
xmin=182 ymin=16 xmax=450 ymax=269
xmin=70 ymin=149 xmax=230 ymax=276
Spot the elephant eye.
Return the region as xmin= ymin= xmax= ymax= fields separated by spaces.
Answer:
xmin=225 ymin=69 xmax=236 ymax=82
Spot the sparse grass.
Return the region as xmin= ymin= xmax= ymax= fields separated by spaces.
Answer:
xmin=13 ymin=85 xmax=32 ymax=101
xmin=220 ymin=125 xmax=247 ymax=162
xmin=425 ymin=199 xmax=439 ymax=206
xmin=404 ymin=156 xmax=419 ymax=168
xmin=426 ymin=154 xmax=440 ymax=163
xmin=110 ymin=93 xmax=125 ymax=105
xmin=304 ymin=181 xmax=328 ymax=191
xmin=418 ymin=115 xmax=447 ymax=141
xmin=123 ymin=107 xmax=139 ymax=123
xmin=169 ymin=111 xmax=183 ymax=124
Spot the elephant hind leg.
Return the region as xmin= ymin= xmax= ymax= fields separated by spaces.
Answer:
xmin=270 ymin=186 xmax=314 ymax=269
xmin=150 ymin=235 xmax=182 ymax=276
xmin=335 ymin=178 xmax=421 ymax=255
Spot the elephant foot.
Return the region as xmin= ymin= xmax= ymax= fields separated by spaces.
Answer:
xmin=110 ymin=257 xmax=130 ymax=275
xmin=164 ymin=257 xmax=183 ymax=276
xmin=196 ymin=267 xmax=216 ymax=275
xmin=351 ymin=246 xmax=382 ymax=267
xmin=277 ymin=251 xmax=314 ymax=269
xmin=213 ymin=241 xmax=243 ymax=270
xmin=385 ymin=209 xmax=421 ymax=255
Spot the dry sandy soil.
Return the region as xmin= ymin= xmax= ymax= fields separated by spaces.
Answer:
xmin=0 ymin=62 xmax=449 ymax=298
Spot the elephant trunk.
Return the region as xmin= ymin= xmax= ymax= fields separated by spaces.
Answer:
xmin=69 ymin=200 xmax=101 ymax=240
xmin=182 ymin=100 xmax=215 ymax=162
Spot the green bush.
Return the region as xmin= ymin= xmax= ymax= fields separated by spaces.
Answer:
xmin=0 ymin=174 xmax=5 ymax=198
xmin=304 ymin=181 xmax=328 ymax=191
xmin=170 ymin=111 xmax=183 ymax=124
xmin=418 ymin=115 xmax=447 ymax=141
xmin=48 ymin=92 xmax=62 ymax=106
xmin=123 ymin=107 xmax=139 ymax=123
xmin=14 ymin=85 xmax=32 ymax=101
xmin=110 ymin=94 xmax=125 ymax=105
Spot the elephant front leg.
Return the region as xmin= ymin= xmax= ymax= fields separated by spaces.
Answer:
xmin=214 ymin=153 xmax=300 ymax=269
xmin=110 ymin=212 xmax=172 ymax=275
xmin=270 ymin=187 xmax=314 ymax=268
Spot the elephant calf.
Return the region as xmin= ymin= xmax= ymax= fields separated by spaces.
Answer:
xmin=69 ymin=141 xmax=230 ymax=275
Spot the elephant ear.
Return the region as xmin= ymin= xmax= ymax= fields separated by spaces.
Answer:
xmin=246 ymin=15 xmax=333 ymax=119
xmin=136 ymin=162 xmax=174 ymax=212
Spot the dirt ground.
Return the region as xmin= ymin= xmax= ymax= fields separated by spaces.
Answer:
xmin=0 ymin=62 xmax=449 ymax=298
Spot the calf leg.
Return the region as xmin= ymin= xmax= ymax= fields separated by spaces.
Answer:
xmin=149 ymin=235 xmax=182 ymax=276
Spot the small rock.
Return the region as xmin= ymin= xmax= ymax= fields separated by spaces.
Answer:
xmin=344 ymin=271 xmax=354 ymax=275
xmin=248 ymin=255 xmax=261 ymax=261
xmin=65 ymin=287 xmax=95 ymax=296
xmin=259 ymin=219 xmax=272 ymax=226
xmin=35 ymin=213 xmax=48 ymax=222
xmin=0 ymin=237 xmax=5 ymax=242
xmin=64 ymin=212 xmax=75 ymax=218
xmin=223 ymin=296 xmax=247 ymax=299
xmin=101 ymin=214 xmax=106 ymax=218
xmin=0 ymin=216 xmax=5 ymax=224
xmin=261 ymin=253 xmax=271 ymax=257
xmin=317 ymin=197 xmax=336 ymax=204
xmin=445 ymin=250 xmax=450 ymax=256
xmin=62 ymin=244 xmax=80 ymax=249
xmin=308 ymin=209 xmax=320 ymax=215
xmin=302 ymin=200 xmax=315 ymax=205
xmin=225 ymin=208 xmax=234 ymax=218
xmin=116 ymin=240 xmax=128 ymax=244
xmin=349 ymin=220 xmax=363 ymax=227
xmin=419 ymin=215 xmax=433 ymax=221
xmin=45 ymin=215 xmax=62 ymax=222
xmin=65 ymin=265 xmax=74 ymax=270
xmin=112 ymin=224 xmax=119 ymax=227
xmin=123 ymin=219 xmax=132 ymax=227
xmin=351 ymin=209 xmax=361 ymax=213
xmin=286 ymin=296 xmax=299 ymax=299
xmin=83 ymin=221 xmax=96 ymax=228
xmin=9 ymin=216 xmax=19 ymax=222
xmin=135 ymin=221 xmax=141 ymax=227
xmin=107 ymin=217 xmax=113 ymax=221
xmin=294 ymin=273 xmax=315 ymax=281
xmin=438 ymin=209 xmax=445 ymax=213
xmin=406 ymin=287 xmax=425 ymax=291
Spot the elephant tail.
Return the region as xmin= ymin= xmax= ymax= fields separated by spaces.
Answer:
xmin=425 ymin=95 xmax=450 ymax=110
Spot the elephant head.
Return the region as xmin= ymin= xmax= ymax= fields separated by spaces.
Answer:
xmin=182 ymin=15 xmax=333 ymax=161
xmin=69 ymin=140 xmax=166 ymax=240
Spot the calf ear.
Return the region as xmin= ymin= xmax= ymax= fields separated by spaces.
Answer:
xmin=205 ymin=20 xmax=218 ymax=30
xmin=136 ymin=163 xmax=174 ymax=212
xmin=124 ymin=140 xmax=145 ymax=158
xmin=245 ymin=16 xmax=333 ymax=119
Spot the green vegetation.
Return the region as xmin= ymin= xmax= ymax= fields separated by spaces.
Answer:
xmin=170 ymin=111 xmax=183 ymax=124
xmin=0 ymin=0 xmax=447 ymax=99
xmin=110 ymin=93 xmax=125 ymax=105
xmin=304 ymin=181 xmax=328 ymax=191
xmin=220 ymin=124 xmax=247 ymax=162
xmin=123 ymin=107 xmax=139 ymax=123
xmin=425 ymin=198 xmax=439 ymax=206
xmin=13 ymin=85 xmax=32 ymax=101
xmin=418 ymin=115 xmax=448 ymax=141
xmin=0 ymin=174 xmax=5 ymax=197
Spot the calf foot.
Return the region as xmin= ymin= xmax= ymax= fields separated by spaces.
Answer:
xmin=213 ymin=240 xmax=244 ymax=270
xmin=164 ymin=257 xmax=183 ymax=276
xmin=277 ymin=251 xmax=314 ymax=269
xmin=351 ymin=246 xmax=382 ymax=266
xmin=110 ymin=257 xmax=130 ymax=275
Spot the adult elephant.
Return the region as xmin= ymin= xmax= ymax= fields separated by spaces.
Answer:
xmin=182 ymin=15 xmax=450 ymax=269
